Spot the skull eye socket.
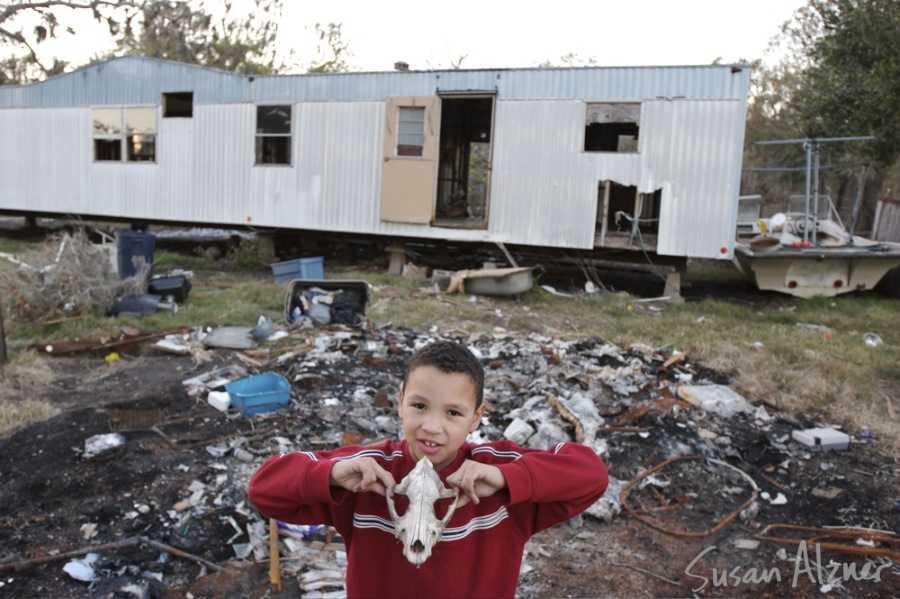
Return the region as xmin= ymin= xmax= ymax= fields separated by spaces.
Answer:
xmin=412 ymin=540 xmax=426 ymax=553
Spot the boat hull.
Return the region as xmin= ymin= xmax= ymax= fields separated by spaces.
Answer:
xmin=733 ymin=243 xmax=900 ymax=298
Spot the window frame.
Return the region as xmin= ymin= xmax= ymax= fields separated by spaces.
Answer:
xmin=92 ymin=106 xmax=158 ymax=163
xmin=396 ymin=106 xmax=426 ymax=157
xmin=583 ymin=102 xmax=641 ymax=154
xmin=255 ymin=104 xmax=293 ymax=166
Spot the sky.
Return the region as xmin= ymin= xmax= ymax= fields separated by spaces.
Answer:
xmin=25 ymin=0 xmax=809 ymax=73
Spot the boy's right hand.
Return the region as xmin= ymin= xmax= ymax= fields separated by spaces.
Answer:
xmin=329 ymin=458 xmax=396 ymax=497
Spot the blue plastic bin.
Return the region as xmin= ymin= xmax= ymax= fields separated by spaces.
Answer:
xmin=116 ymin=231 xmax=156 ymax=280
xmin=224 ymin=372 xmax=291 ymax=415
xmin=271 ymin=256 xmax=324 ymax=283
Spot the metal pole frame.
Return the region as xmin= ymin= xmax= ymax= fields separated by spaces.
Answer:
xmin=754 ymin=136 xmax=875 ymax=246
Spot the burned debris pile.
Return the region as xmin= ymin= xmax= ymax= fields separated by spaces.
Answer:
xmin=0 ymin=324 xmax=897 ymax=598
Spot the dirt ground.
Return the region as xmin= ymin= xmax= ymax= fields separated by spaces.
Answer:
xmin=0 ymin=341 xmax=897 ymax=599
xmin=0 ymin=221 xmax=896 ymax=598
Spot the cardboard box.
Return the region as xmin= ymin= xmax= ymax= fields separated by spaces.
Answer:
xmin=791 ymin=427 xmax=850 ymax=451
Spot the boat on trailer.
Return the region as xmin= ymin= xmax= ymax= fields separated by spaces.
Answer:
xmin=733 ymin=193 xmax=900 ymax=298
xmin=734 ymin=136 xmax=900 ymax=298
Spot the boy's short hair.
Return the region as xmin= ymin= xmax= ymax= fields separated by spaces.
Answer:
xmin=404 ymin=340 xmax=485 ymax=408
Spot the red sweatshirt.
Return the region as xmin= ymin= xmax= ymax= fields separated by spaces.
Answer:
xmin=248 ymin=439 xmax=608 ymax=599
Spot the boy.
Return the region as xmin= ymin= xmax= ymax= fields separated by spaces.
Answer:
xmin=249 ymin=340 xmax=608 ymax=598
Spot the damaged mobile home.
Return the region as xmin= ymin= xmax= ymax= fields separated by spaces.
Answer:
xmin=0 ymin=57 xmax=749 ymax=266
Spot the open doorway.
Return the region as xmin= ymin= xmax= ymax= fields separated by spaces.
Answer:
xmin=433 ymin=95 xmax=494 ymax=228
xmin=595 ymin=180 xmax=661 ymax=248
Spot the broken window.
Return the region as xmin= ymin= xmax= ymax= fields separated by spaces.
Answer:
xmin=256 ymin=105 xmax=292 ymax=165
xmin=163 ymin=92 xmax=193 ymax=118
xmin=596 ymin=181 xmax=662 ymax=248
xmin=397 ymin=106 xmax=425 ymax=157
xmin=92 ymin=107 xmax=157 ymax=162
xmin=584 ymin=103 xmax=640 ymax=153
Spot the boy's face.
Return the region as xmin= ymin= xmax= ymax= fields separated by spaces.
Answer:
xmin=398 ymin=365 xmax=485 ymax=471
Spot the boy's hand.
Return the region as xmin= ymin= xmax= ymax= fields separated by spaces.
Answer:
xmin=445 ymin=460 xmax=507 ymax=508
xmin=329 ymin=458 xmax=396 ymax=497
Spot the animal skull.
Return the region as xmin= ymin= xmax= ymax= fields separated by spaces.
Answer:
xmin=386 ymin=457 xmax=460 ymax=566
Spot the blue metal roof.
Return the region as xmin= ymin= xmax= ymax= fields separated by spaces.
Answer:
xmin=0 ymin=55 xmax=750 ymax=107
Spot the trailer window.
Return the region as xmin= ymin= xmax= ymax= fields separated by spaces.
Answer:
xmin=163 ymin=92 xmax=193 ymax=118
xmin=584 ymin=103 xmax=640 ymax=153
xmin=396 ymin=106 xmax=425 ymax=156
xmin=92 ymin=107 xmax=157 ymax=162
xmin=256 ymin=105 xmax=292 ymax=165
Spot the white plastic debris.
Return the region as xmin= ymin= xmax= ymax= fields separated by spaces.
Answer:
xmin=585 ymin=476 xmax=624 ymax=523
xmin=754 ymin=405 xmax=775 ymax=424
xmin=792 ymin=427 xmax=850 ymax=451
xmin=760 ymin=491 xmax=788 ymax=505
xmin=63 ymin=553 xmax=99 ymax=582
xmin=734 ymin=538 xmax=760 ymax=550
xmin=207 ymin=390 xmax=231 ymax=412
xmin=503 ymin=418 xmax=535 ymax=445
xmin=677 ymin=385 xmax=753 ymax=418
xmin=83 ymin=433 xmax=126 ymax=459
xmin=80 ymin=523 xmax=98 ymax=539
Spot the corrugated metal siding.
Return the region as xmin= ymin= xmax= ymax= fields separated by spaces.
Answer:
xmin=0 ymin=56 xmax=750 ymax=107
xmin=0 ymin=57 xmax=750 ymax=256
xmin=650 ymin=100 xmax=747 ymax=257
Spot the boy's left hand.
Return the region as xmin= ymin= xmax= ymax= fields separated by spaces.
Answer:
xmin=445 ymin=460 xmax=507 ymax=508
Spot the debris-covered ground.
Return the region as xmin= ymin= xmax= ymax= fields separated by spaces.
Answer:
xmin=0 ymin=322 xmax=897 ymax=599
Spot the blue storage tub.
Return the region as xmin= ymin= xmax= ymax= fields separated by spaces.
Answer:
xmin=271 ymin=256 xmax=324 ymax=284
xmin=224 ymin=372 xmax=291 ymax=415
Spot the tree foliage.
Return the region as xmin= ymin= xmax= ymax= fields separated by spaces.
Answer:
xmin=784 ymin=0 xmax=900 ymax=168
xmin=2 ymin=1 xmax=351 ymax=82
xmin=743 ymin=0 xmax=900 ymax=229
xmin=304 ymin=22 xmax=350 ymax=73
xmin=0 ymin=0 xmax=139 ymax=82
xmin=112 ymin=0 xmax=286 ymax=75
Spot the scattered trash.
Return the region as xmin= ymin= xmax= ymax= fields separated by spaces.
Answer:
xmin=202 ymin=326 xmax=257 ymax=350
xmin=63 ymin=553 xmax=99 ymax=582
xmin=250 ymin=316 xmax=274 ymax=340
xmin=540 ymin=285 xmax=574 ymax=297
xmin=207 ymin=390 xmax=232 ymax=412
xmin=148 ymin=272 xmax=192 ymax=302
xmin=761 ymin=491 xmax=788 ymax=505
xmin=111 ymin=294 xmax=178 ymax=316
xmin=225 ymin=372 xmax=291 ymax=415
xmin=277 ymin=522 xmax=321 ymax=538
xmin=285 ymin=280 xmax=370 ymax=327
xmin=733 ymin=538 xmax=760 ymax=550
xmin=862 ymin=332 xmax=883 ymax=347
xmin=811 ymin=486 xmax=843 ymax=499
xmin=792 ymin=427 xmax=850 ymax=451
xmin=82 ymin=433 xmax=126 ymax=460
xmin=677 ymin=385 xmax=753 ymax=418
xmin=181 ymin=364 xmax=249 ymax=388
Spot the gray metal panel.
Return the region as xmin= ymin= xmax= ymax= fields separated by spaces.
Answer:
xmin=0 ymin=56 xmax=751 ymax=107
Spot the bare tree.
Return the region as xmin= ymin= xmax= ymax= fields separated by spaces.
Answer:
xmin=0 ymin=1 xmax=140 ymax=82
